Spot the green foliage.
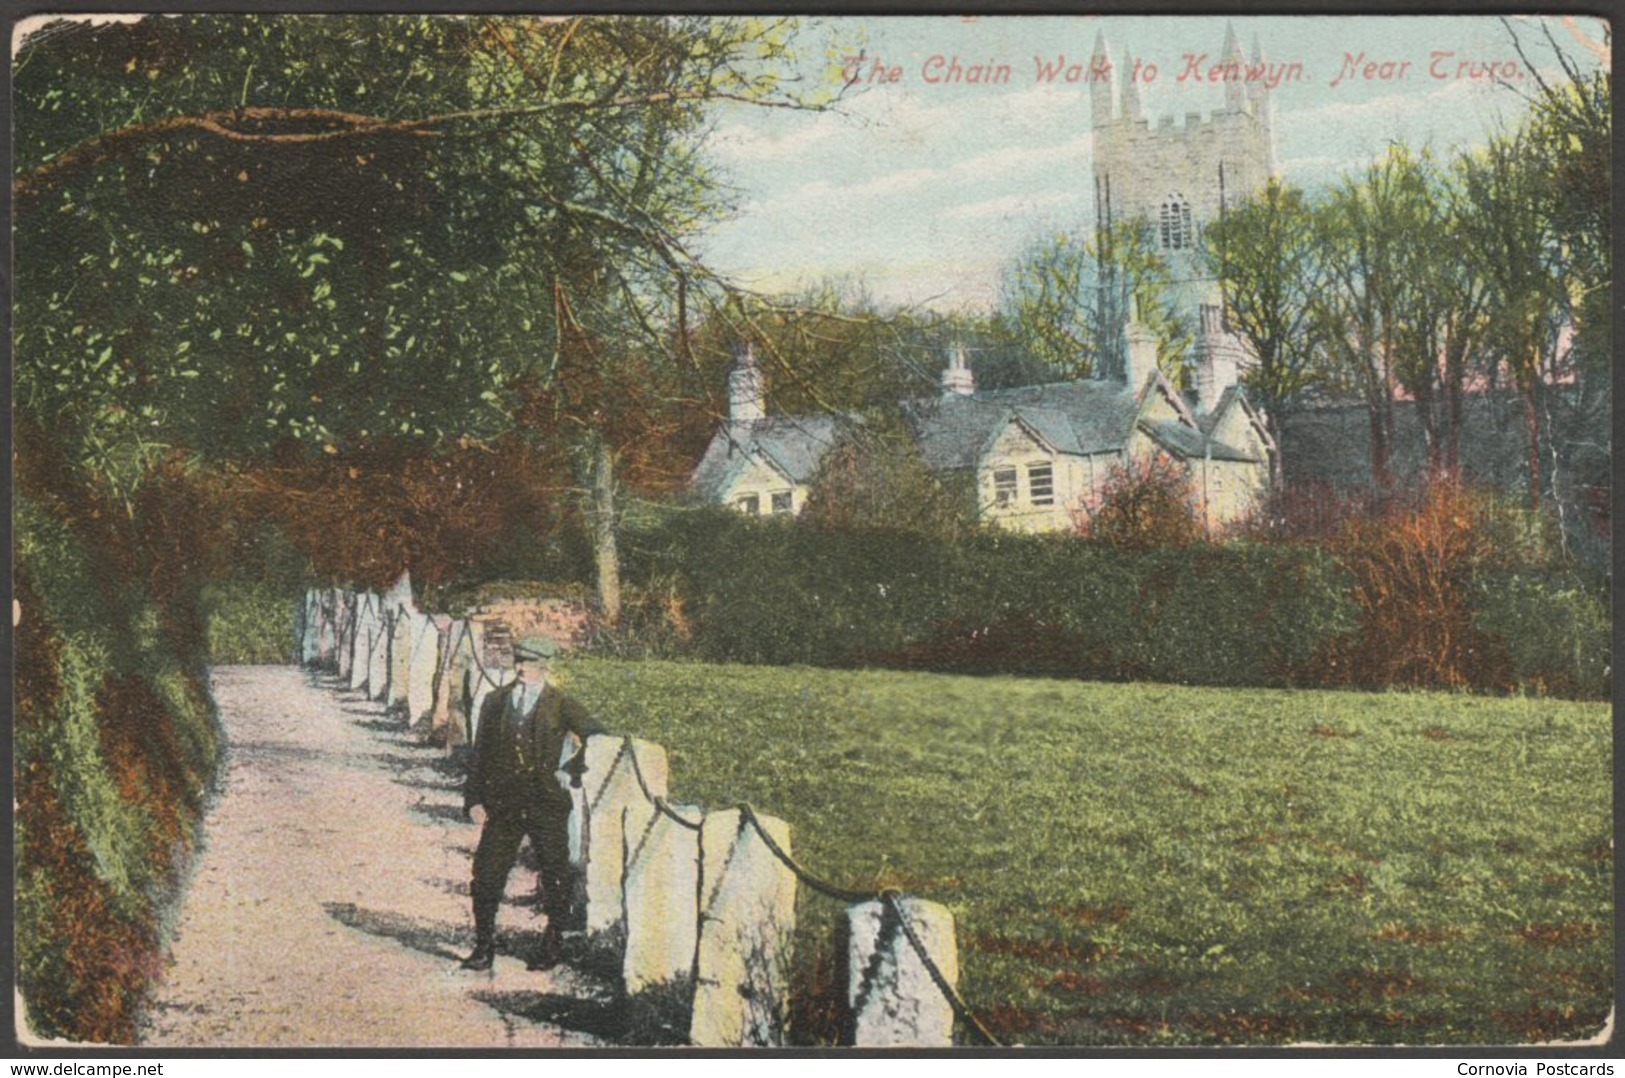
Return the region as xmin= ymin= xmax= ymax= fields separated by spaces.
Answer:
xmin=564 ymin=658 xmax=1613 ymax=1045
xmin=15 ymin=495 xmax=221 ymax=1042
xmin=997 ymin=219 xmax=1189 ymax=382
xmin=1471 ymin=571 xmax=1609 ymax=697
xmin=622 ymin=507 xmax=1354 ymax=686
xmin=801 ymin=415 xmax=976 ymax=541
xmin=203 ymin=582 xmax=298 ymax=664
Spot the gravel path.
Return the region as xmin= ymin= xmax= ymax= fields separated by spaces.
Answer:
xmin=140 ymin=666 xmax=614 ymax=1048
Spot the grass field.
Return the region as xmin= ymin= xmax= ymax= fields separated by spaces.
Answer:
xmin=560 ymin=658 xmax=1613 ymax=1046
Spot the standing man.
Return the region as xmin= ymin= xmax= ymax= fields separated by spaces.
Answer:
xmin=460 ymin=635 xmax=605 ymax=972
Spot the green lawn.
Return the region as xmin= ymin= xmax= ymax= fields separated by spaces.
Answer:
xmin=559 ymin=658 xmax=1613 ymax=1046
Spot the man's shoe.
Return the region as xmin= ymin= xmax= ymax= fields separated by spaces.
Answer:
xmin=526 ymin=928 xmax=564 ymax=972
xmin=460 ymin=940 xmax=495 ymax=971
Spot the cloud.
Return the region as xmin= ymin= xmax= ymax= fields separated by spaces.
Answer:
xmin=943 ymin=190 xmax=1083 ymax=222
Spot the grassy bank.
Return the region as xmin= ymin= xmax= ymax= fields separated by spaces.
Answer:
xmin=560 ymin=658 xmax=1612 ymax=1046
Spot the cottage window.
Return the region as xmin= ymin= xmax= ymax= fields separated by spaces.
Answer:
xmin=1028 ymin=463 xmax=1055 ymax=506
xmin=993 ymin=468 xmax=1018 ymax=507
xmin=736 ymin=493 xmax=760 ymax=516
xmin=771 ymin=491 xmax=793 ymax=515
xmin=1160 ymin=196 xmax=1193 ymax=250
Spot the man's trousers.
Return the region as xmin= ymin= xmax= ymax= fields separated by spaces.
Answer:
xmin=470 ymin=802 xmax=573 ymax=941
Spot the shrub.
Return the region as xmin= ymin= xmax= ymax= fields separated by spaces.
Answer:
xmin=1077 ymin=452 xmax=1204 ymax=550
xmin=1472 ymin=571 xmax=1610 ymax=697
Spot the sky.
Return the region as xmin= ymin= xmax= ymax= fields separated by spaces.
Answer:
xmin=695 ymin=15 xmax=1608 ymax=314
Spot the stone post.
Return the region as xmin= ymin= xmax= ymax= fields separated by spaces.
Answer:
xmin=316 ymin=588 xmax=338 ymax=671
xmin=368 ymin=608 xmax=392 ymax=703
xmin=300 ymin=589 xmax=321 ymax=666
xmin=347 ymin=594 xmax=375 ymax=692
xmin=386 ymin=604 xmax=414 ymax=714
xmin=622 ymin=799 xmax=703 ymax=1041
xmin=335 ymin=590 xmax=357 ymax=684
xmin=405 ymin=612 xmax=440 ymax=730
xmin=691 ymin=809 xmax=798 ymax=1047
xmin=463 ymin=623 xmax=510 ymax=744
xmin=844 ymin=897 xmax=959 ymax=1047
xmin=571 ymin=736 xmax=669 ymax=952
xmin=429 ymin=618 xmax=465 ymax=746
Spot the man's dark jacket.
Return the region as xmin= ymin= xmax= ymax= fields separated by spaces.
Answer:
xmin=464 ymin=681 xmax=605 ymax=817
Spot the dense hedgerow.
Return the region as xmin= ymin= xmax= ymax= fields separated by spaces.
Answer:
xmin=15 ymin=498 xmax=221 ymax=1043
xmin=618 ymin=494 xmax=1606 ymax=698
xmin=619 ymin=508 xmax=1357 ymax=688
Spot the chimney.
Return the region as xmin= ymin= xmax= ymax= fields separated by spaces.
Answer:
xmin=941 ymin=344 xmax=976 ymax=397
xmin=727 ymin=342 xmax=765 ymax=425
xmin=1195 ymin=304 xmax=1239 ymax=414
xmin=1124 ymin=319 xmax=1159 ymax=392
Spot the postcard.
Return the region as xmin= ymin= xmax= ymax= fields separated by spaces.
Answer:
xmin=10 ymin=12 xmax=1612 ymax=1054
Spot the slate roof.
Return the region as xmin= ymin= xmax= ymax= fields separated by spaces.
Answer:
xmin=689 ymin=415 xmax=842 ymax=501
xmin=901 ymin=380 xmax=1141 ymax=472
xmin=1141 ymin=418 xmax=1260 ymax=463
xmin=902 ymin=378 xmax=1260 ymax=471
xmin=691 ymin=376 xmax=1268 ymax=502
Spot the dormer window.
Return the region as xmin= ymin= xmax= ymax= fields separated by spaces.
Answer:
xmin=1160 ymin=195 xmax=1193 ymax=250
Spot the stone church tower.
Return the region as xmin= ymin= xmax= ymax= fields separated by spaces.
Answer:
xmin=1089 ymin=23 xmax=1276 ymax=409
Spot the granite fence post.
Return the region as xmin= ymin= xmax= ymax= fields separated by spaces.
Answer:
xmin=386 ymin=604 xmax=414 ymax=715
xmin=316 ymin=588 xmax=338 ymax=672
xmin=335 ymin=590 xmax=357 ymax=684
xmin=571 ymin=736 xmax=669 ymax=955
xmin=368 ymin=608 xmax=392 ymax=702
xmin=690 ymin=809 xmax=798 ymax=1047
xmin=299 ymin=589 xmax=318 ymax=666
xmin=347 ymin=594 xmax=376 ymax=692
xmin=429 ymin=618 xmax=466 ymax=747
xmin=844 ymin=897 xmax=958 ymax=1047
xmin=405 ymin=611 xmax=441 ymax=730
xmin=622 ymin=799 xmax=702 ymax=1041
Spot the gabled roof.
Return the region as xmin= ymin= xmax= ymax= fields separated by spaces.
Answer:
xmin=1140 ymin=418 xmax=1259 ymax=463
xmin=902 ymin=380 xmax=1143 ymax=472
xmin=689 ymin=415 xmax=842 ymax=501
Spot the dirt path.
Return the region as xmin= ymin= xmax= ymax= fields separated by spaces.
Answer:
xmin=140 ymin=666 xmax=614 ymax=1049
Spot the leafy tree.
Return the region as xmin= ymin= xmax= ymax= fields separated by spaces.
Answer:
xmin=1075 ymin=452 xmax=1203 ymax=550
xmin=1308 ymin=148 xmax=1421 ymax=493
xmin=997 ymin=218 xmax=1189 ymax=384
xmin=1203 ymin=177 xmax=1326 ymax=469
xmin=15 ymin=14 xmax=831 ymax=613
xmin=1454 ymin=131 xmax=1568 ymax=511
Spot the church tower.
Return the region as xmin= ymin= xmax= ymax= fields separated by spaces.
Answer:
xmin=1089 ymin=21 xmax=1277 ymax=408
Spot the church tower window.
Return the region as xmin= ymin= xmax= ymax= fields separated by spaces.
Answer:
xmin=1160 ymin=196 xmax=1193 ymax=250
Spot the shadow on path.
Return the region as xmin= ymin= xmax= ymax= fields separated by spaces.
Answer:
xmin=472 ymin=990 xmax=627 ymax=1042
xmin=410 ymin=803 xmax=469 ymax=824
xmin=324 ymin=902 xmax=469 ymax=962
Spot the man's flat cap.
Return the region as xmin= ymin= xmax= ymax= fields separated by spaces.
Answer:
xmin=513 ymin=635 xmax=560 ymax=661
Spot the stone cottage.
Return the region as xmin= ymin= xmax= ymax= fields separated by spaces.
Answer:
xmin=689 ymin=315 xmax=1274 ymax=533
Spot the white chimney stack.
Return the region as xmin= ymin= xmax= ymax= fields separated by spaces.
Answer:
xmin=1195 ymin=305 xmax=1240 ymax=414
xmin=1124 ymin=320 xmax=1159 ymax=391
xmin=727 ymin=342 xmax=765 ymax=424
xmin=941 ymin=344 xmax=976 ymax=397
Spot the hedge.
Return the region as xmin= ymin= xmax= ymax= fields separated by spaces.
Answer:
xmin=621 ymin=509 xmax=1358 ymax=688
